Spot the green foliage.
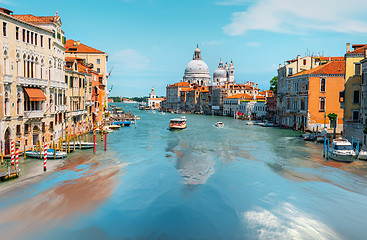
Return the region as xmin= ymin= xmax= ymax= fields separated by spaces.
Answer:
xmin=364 ymin=126 xmax=367 ymax=134
xmin=327 ymin=113 xmax=338 ymax=121
xmin=270 ymin=76 xmax=278 ymax=91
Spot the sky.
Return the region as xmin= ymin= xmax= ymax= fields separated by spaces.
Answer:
xmin=3 ymin=0 xmax=367 ymax=97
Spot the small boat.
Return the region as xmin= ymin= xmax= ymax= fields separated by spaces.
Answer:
xmin=123 ymin=121 xmax=132 ymax=126
xmin=135 ymin=116 xmax=141 ymax=120
xmin=215 ymin=121 xmax=224 ymax=128
xmin=26 ymin=149 xmax=67 ymax=159
xmin=246 ymin=121 xmax=254 ymax=125
xmin=358 ymin=148 xmax=367 ymax=160
xmin=152 ymin=110 xmax=156 ymax=114
xmin=316 ymin=130 xmax=328 ymax=143
xmin=304 ymin=133 xmax=316 ymax=141
xmin=169 ymin=117 xmax=187 ymax=130
xmin=160 ymin=112 xmax=165 ymax=115
xmin=108 ymin=125 xmax=121 ymax=129
xmin=328 ymin=138 xmax=357 ymax=162
xmin=63 ymin=141 xmax=95 ymax=149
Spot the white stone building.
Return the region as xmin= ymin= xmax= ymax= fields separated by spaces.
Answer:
xmin=213 ymin=59 xmax=234 ymax=86
xmin=183 ymin=46 xmax=211 ymax=86
xmin=147 ymin=88 xmax=164 ymax=109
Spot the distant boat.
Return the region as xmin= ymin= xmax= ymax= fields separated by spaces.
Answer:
xmin=108 ymin=125 xmax=121 ymax=130
xmin=123 ymin=121 xmax=132 ymax=126
xmin=26 ymin=149 xmax=67 ymax=159
xmin=160 ymin=112 xmax=165 ymax=115
xmin=152 ymin=110 xmax=156 ymax=114
xmin=215 ymin=121 xmax=224 ymax=128
xmin=169 ymin=116 xmax=187 ymax=130
xmin=328 ymin=138 xmax=356 ymax=162
xmin=63 ymin=141 xmax=95 ymax=149
xmin=358 ymin=147 xmax=367 ymax=160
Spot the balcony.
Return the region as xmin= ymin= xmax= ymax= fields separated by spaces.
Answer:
xmin=56 ymin=105 xmax=67 ymax=112
xmin=71 ymin=110 xmax=86 ymax=116
xmin=24 ymin=110 xmax=44 ymax=119
xmin=50 ymin=80 xmax=67 ymax=90
xmin=17 ymin=76 xmax=48 ymax=87
xmin=3 ymin=74 xmax=13 ymax=84
xmin=86 ymin=100 xmax=94 ymax=106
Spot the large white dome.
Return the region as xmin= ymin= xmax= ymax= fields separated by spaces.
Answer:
xmin=185 ymin=60 xmax=209 ymax=74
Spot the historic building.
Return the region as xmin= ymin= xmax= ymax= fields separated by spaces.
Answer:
xmin=0 ymin=8 xmax=66 ymax=154
xmin=183 ymin=46 xmax=211 ymax=86
xmin=212 ymin=59 xmax=234 ymax=86
xmin=147 ymin=88 xmax=165 ymax=109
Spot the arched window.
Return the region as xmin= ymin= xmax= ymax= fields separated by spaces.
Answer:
xmin=320 ymin=78 xmax=326 ymax=92
xmin=319 ymin=97 xmax=325 ymax=112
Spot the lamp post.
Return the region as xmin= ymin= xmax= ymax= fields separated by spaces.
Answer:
xmin=324 ymin=112 xmax=326 ymax=129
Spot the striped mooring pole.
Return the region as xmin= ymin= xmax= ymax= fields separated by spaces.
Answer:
xmin=44 ymin=143 xmax=48 ymax=172
xmin=10 ymin=139 xmax=15 ymax=165
xmin=15 ymin=147 xmax=19 ymax=170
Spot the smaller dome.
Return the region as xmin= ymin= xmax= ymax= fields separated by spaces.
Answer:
xmin=213 ymin=68 xmax=227 ymax=78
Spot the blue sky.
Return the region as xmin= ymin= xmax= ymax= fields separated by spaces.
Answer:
xmin=3 ymin=0 xmax=367 ymax=97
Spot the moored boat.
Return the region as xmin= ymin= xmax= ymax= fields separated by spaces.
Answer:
xmin=169 ymin=116 xmax=187 ymax=130
xmin=328 ymin=138 xmax=356 ymax=162
xmin=358 ymin=148 xmax=367 ymax=160
xmin=63 ymin=141 xmax=95 ymax=149
xmin=108 ymin=125 xmax=121 ymax=129
xmin=316 ymin=130 xmax=329 ymax=143
xmin=123 ymin=121 xmax=132 ymax=126
xmin=26 ymin=149 xmax=67 ymax=159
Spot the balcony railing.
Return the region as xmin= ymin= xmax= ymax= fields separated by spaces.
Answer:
xmin=71 ymin=110 xmax=86 ymax=116
xmin=86 ymin=100 xmax=94 ymax=106
xmin=17 ymin=76 xmax=48 ymax=87
xmin=50 ymin=80 xmax=67 ymax=89
xmin=55 ymin=105 xmax=67 ymax=112
xmin=3 ymin=74 xmax=13 ymax=84
xmin=24 ymin=110 xmax=44 ymax=118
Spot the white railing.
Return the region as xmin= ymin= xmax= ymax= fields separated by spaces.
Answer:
xmin=24 ymin=110 xmax=44 ymax=118
xmin=71 ymin=110 xmax=86 ymax=116
xmin=50 ymin=80 xmax=67 ymax=89
xmin=55 ymin=105 xmax=67 ymax=112
xmin=3 ymin=74 xmax=13 ymax=84
xmin=86 ymin=100 xmax=94 ymax=106
xmin=17 ymin=76 xmax=48 ymax=87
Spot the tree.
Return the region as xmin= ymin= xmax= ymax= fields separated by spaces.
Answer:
xmin=270 ymin=76 xmax=278 ymax=91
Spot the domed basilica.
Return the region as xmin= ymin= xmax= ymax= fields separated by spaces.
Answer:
xmin=183 ymin=45 xmax=235 ymax=86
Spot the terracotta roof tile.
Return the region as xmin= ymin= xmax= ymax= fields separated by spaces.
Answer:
xmin=13 ymin=14 xmax=59 ymax=23
xmin=347 ymin=44 xmax=367 ymax=54
xmin=65 ymin=39 xmax=105 ymax=54
xmin=292 ymin=60 xmax=345 ymax=76
xmin=168 ymin=82 xmax=191 ymax=87
xmin=225 ymin=93 xmax=253 ymax=99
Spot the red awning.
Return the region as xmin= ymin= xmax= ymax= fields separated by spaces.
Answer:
xmin=24 ymin=87 xmax=46 ymax=101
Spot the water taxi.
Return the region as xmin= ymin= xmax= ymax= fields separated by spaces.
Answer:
xmin=169 ymin=117 xmax=187 ymax=130
xmin=328 ymin=138 xmax=357 ymax=162
xmin=215 ymin=121 xmax=224 ymax=128
xmin=26 ymin=149 xmax=67 ymax=159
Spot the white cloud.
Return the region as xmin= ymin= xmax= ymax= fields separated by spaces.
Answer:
xmin=202 ymin=40 xmax=224 ymax=46
xmin=223 ymin=0 xmax=367 ymax=36
xmin=244 ymin=203 xmax=342 ymax=239
xmin=245 ymin=41 xmax=260 ymax=47
xmin=111 ymin=49 xmax=150 ymax=72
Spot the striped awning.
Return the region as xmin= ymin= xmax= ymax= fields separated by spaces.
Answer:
xmin=24 ymin=87 xmax=46 ymax=101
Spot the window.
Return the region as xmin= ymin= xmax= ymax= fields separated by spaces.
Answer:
xmin=42 ymin=122 xmax=46 ymax=132
xmin=319 ymin=97 xmax=325 ymax=112
xmin=49 ymin=38 xmax=51 ymax=49
xmin=3 ymin=22 xmax=7 ymax=37
xmin=35 ymin=33 xmax=38 ymax=45
xmin=363 ymin=72 xmax=367 ymax=85
xmin=16 ymin=125 xmax=21 ymax=135
xmin=22 ymin=29 xmax=25 ymax=42
xmin=65 ymin=75 xmax=68 ymax=84
xmin=97 ymin=68 xmax=100 ymax=73
xmin=97 ymin=59 xmax=101 ymax=64
xmin=355 ymin=63 xmax=361 ymax=76
xmin=301 ymin=97 xmax=305 ymax=110
xmin=287 ymin=98 xmax=290 ymax=109
xmin=303 ymin=59 xmax=306 ymax=65
xmin=288 ymin=68 xmax=293 ymax=75
xmin=320 ymin=78 xmax=326 ymax=92
xmin=24 ymin=124 xmax=29 ymax=134
xmin=15 ymin=27 xmax=19 ymax=40
xmin=31 ymin=32 xmax=34 ymax=44
xmin=353 ymin=110 xmax=359 ymax=122
xmin=40 ymin=35 xmax=43 ymax=47
xmin=353 ymin=90 xmax=360 ymax=104
xmin=70 ymin=76 xmax=73 ymax=88
xmin=27 ymin=30 xmax=29 ymax=43
xmin=50 ymin=121 xmax=54 ymax=130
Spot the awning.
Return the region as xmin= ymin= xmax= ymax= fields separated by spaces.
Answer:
xmin=24 ymin=87 xmax=46 ymax=101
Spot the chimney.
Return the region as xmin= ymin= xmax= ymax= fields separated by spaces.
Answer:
xmin=256 ymin=83 xmax=258 ymax=89
xmin=279 ymin=64 xmax=282 ymax=69
xmin=346 ymin=43 xmax=350 ymax=53
xmin=77 ymin=40 xmax=80 ymax=45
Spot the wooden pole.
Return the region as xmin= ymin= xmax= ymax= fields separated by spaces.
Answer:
xmin=24 ymin=142 xmax=26 ymax=159
xmin=79 ymin=134 xmax=82 ymax=149
xmin=39 ymin=140 xmax=42 ymax=159
xmin=73 ymin=135 xmax=76 ymax=151
xmin=53 ymin=141 xmax=56 ymax=159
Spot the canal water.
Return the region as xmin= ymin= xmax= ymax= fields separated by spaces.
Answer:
xmin=1 ymin=103 xmax=367 ymax=239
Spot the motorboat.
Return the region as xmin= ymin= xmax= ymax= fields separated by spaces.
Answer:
xmin=316 ymin=130 xmax=328 ymax=143
xmin=246 ymin=121 xmax=254 ymax=125
xmin=152 ymin=110 xmax=156 ymax=114
xmin=123 ymin=121 xmax=132 ymax=126
xmin=169 ymin=116 xmax=187 ymax=130
xmin=135 ymin=116 xmax=141 ymax=120
xmin=160 ymin=112 xmax=165 ymax=115
xmin=26 ymin=149 xmax=67 ymax=159
xmin=108 ymin=125 xmax=121 ymax=130
xmin=358 ymin=147 xmax=367 ymax=160
xmin=303 ymin=133 xmax=316 ymax=141
xmin=215 ymin=121 xmax=224 ymax=128
xmin=328 ymin=138 xmax=357 ymax=162
xmin=63 ymin=141 xmax=95 ymax=149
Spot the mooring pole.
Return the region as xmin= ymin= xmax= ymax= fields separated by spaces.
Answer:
xmin=104 ymin=131 xmax=107 ymax=151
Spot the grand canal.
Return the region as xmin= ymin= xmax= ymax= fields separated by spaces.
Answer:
xmin=1 ymin=103 xmax=367 ymax=239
